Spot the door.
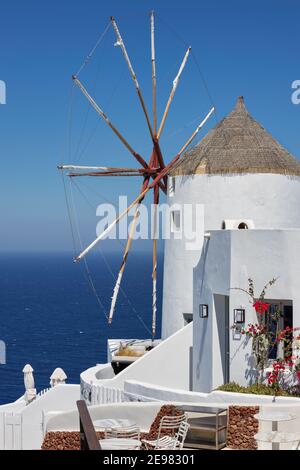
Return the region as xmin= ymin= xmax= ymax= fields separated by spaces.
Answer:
xmin=224 ymin=296 xmax=230 ymax=383
xmin=214 ymin=294 xmax=230 ymax=385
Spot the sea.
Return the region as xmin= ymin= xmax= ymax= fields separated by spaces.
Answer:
xmin=0 ymin=252 xmax=163 ymax=405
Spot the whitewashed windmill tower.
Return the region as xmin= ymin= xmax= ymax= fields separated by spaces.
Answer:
xmin=162 ymin=96 xmax=300 ymax=339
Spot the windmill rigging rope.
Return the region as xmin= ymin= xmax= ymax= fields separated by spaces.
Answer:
xmin=61 ymin=171 xmax=77 ymax=257
xmin=69 ymin=179 xmax=108 ymax=320
xmin=73 ymin=35 xmax=111 ymax=163
xmin=75 ymin=21 xmax=112 ymax=78
xmin=155 ymin=13 xmax=228 ymax=146
xmin=98 ymin=248 xmax=153 ymax=337
xmin=73 ymin=66 xmax=128 ymax=164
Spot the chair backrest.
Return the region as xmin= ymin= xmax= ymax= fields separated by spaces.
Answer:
xmin=105 ymin=425 xmax=140 ymax=441
xmin=174 ymin=421 xmax=190 ymax=449
xmin=157 ymin=413 xmax=187 ymax=438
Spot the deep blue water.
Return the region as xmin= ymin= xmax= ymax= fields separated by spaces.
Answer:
xmin=0 ymin=252 xmax=163 ymax=405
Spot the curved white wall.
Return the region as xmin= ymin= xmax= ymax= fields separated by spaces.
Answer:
xmin=177 ymin=173 xmax=300 ymax=230
xmin=162 ymin=173 xmax=300 ymax=339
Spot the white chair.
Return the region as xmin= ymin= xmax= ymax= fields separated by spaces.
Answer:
xmin=105 ymin=424 xmax=140 ymax=440
xmin=103 ymin=425 xmax=141 ymax=450
xmin=142 ymin=414 xmax=189 ymax=450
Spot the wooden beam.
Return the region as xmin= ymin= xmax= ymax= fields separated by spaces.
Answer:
xmin=69 ymin=172 xmax=145 ymax=177
xmin=75 ymin=154 xmax=178 ymax=261
xmin=150 ymin=11 xmax=157 ymax=135
xmin=75 ymin=187 xmax=149 ymax=262
xmin=111 ymin=17 xmax=154 ymax=141
xmin=152 ymin=185 xmax=159 ymax=339
xmin=157 ymin=47 xmax=191 ymax=139
xmin=177 ymin=107 xmax=215 ymax=156
xmin=108 ymin=205 xmax=140 ymax=324
xmin=72 ymin=77 xmax=149 ymax=170
xmin=76 ymin=400 xmax=101 ymax=451
xmin=58 ymin=165 xmax=150 ymax=172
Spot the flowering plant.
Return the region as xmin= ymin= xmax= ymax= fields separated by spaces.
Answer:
xmin=253 ymin=301 xmax=270 ymax=315
xmin=241 ymin=323 xmax=266 ymax=337
xmin=233 ymin=278 xmax=300 ymax=388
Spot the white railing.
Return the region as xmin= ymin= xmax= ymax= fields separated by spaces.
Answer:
xmin=0 ymin=412 xmax=22 ymax=449
xmin=90 ymin=385 xmax=125 ymax=405
xmin=36 ymin=387 xmax=51 ymax=399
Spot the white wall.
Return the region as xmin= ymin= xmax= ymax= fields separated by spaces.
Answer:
xmin=81 ymin=322 xmax=193 ymax=393
xmin=45 ymin=402 xmax=163 ymax=434
xmin=162 ymin=194 xmax=204 ymax=339
xmin=193 ymin=231 xmax=231 ymax=392
xmin=193 ymin=229 xmax=300 ymax=392
xmin=162 ymin=173 xmax=300 ymax=339
xmin=19 ymin=384 xmax=79 ymax=449
xmin=176 ymin=173 xmax=300 ymax=231
xmin=124 ymin=380 xmax=300 ymax=405
xmin=229 ymin=229 xmax=300 ymax=385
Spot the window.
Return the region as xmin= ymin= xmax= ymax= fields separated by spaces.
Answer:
xmin=263 ymin=301 xmax=293 ymax=360
xmin=171 ymin=210 xmax=181 ymax=233
xmin=238 ymin=222 xmax=248 ymax=229
xmin=183 ymin=313 xmax=193 ymax=325
xmin=169 ymin=177 xmax=175 ymax=197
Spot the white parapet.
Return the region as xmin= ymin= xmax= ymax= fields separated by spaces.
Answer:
xmin=80 ymin=322 xmax=193 ymax=406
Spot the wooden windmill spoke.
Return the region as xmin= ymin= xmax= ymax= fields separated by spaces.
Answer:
xmin=157 ymin=47 xmax=191 ymax=140
xmin=108 ymin=177 xmax=150 ymax=324
xmin=150 ymin=11 xmax=157 ymax=136
xmin=69 ymin=172 xmax=146 ymax=177
xmin=111 ymin=17 xmax=155 ymax=141
xmin=75 ymin=154 xmax=180 ymax=262
xmin=75 ymin=187 xmax=149 ymax=262
xmin=67 ymin=168 xmax=158 ymax=177
xmin=177 ymin=107 xmax=215 ymax=156
xmin=72 ymin=77 xmax=149 ymax=170
xmin=153 ymin=141 xmax=167 ymax=185
xmin=58 ymin=165 xmax=150 ymax=172
xmin=108 ymin=203 xmax=141 ymax=324
xmin=152 ymin=186 xmax=159 ymax=339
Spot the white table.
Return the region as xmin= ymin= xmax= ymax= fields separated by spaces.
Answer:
xmin=99 ymin=438 xmax=141 ymax=450
xmin=254 ymin=412 xmax=297 ymax=450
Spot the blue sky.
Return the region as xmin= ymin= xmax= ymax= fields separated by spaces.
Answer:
xmin=0 ymin=0 xmax=299 ymax=253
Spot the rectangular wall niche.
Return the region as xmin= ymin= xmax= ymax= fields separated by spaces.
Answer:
xmin=171 ymin=210 xmax=181 ymax=233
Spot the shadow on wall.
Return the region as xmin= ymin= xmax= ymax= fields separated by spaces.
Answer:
xmin=230 ymin=333 xmax=257 ymax=385
xmin=245 ymin=350 xmax=258 ymax=385
xmin=193 ymin=237 xmax=210 ymax=386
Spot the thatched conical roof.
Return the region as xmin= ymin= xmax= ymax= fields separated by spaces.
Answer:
xmin=171 ymin=97 xmax=300 ymax=176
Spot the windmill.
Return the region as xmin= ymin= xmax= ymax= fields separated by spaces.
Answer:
xmin=58 ymin=12 xmax=214 ymax=340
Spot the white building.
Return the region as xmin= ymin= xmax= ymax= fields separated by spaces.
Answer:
xmin=2 ymin=97 xmax=300 ymax=449
xmin=163 ymin=96 xmax=300 ymax=391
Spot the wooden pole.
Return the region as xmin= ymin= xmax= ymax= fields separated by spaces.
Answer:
xmin=152 ymin=185 xmax=159 ymax=340
xmin=69 ymin=172 xmax=145 ymax=177
xmin=108 ymin=204 xmax=141 ymax=324
xmin=108 ymin=177 xmax=150 ymax=324
xmin=157 ymin=47 xmax=191 ymax=139
xmin=58 ymin=165 xmax=152 ymax=172
xmin=107 ymin=143 xmax=156 ymax=325
xmin=72 ymin=77 xmax=149 ymax=170
xmin=75 ymin=187 xmax=149 ymax=262
xmin=111 ymin=17 xmax=154 ymax=141
xmin=150 ymin=11 xmax=157 ymax=136
xmin=177 ymin=107 xmax=215 ymax=156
